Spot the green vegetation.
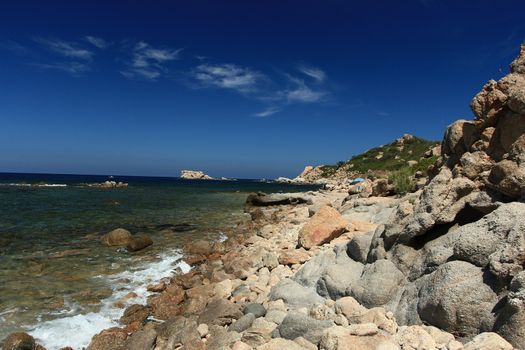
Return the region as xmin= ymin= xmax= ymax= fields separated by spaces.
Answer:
xmin=319 ymin=135 xmax=440 ymax=193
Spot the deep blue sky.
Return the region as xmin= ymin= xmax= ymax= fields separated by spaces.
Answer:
xmin=1 ymin=0 xmax=524 ymax=178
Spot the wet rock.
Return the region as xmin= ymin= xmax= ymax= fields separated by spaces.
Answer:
xmin=246 ymin=192 xmax=308 ymax=207
xmin=126 ymin=235 xmax=153 ymax=252
xmin=1 ymin=332 xmax=37 ymax=350
xmin=298 ymin=206 xmax=351 ymax=249
xmin=86 ymin=327 xmax=128 ymax=350
xmin=148 ymin=285 xmax=185 ymax=320
xmin=119 ymin=304 xmax=150 ymax=325
xmin=100 ymin=228 xmax=132 ymax=246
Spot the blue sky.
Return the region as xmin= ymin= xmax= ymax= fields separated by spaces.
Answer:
xmin=0 ymin=0 xmax=524 ymax=179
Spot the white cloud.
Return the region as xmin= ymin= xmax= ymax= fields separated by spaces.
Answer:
xmin=253 ymin=107 xmax=281 ymax=118
xmin=122 ymin=41 xmax=182 ymax=80
xmin=85 ymin=36 xmax=111 ymax=49
xmin=192 ymin=63 xmax=264 ymax=93
xmin=31 ymin=61 xmax=91 ymax=76
xmin=285 ymin=76 xmax=326 ymax=103
xmin=297 ymin=64 xmax=326 ymax=82
xmin=34 ymin=37 xmax=93 ymax=60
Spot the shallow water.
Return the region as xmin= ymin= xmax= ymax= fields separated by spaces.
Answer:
xmin=0 ymin=173 xmax=317 ymax=349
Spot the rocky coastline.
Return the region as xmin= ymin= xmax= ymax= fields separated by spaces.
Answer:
xmin=3 ymin=45 xmax=525 ymax=350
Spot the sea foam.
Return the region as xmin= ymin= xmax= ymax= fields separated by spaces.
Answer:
xmin=29 ymin=250 xmax=190 ymax=350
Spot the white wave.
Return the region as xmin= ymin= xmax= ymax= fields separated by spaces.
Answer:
xmin=29 ymin=250 xmax=190 ymax=350
xmin=0 ymin=183 xmax=67 ymax=188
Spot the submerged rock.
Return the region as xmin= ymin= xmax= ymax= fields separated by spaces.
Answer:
xmin=126 ymin=235 xmax=153 ymax=252
xmin=100 ymin=228 xmax=132 ymax=246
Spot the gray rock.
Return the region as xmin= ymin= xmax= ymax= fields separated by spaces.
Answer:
xmin=198 ymin=299 xmax=243 ymax=326
xmin=244 ymin=303 xmax=267 ymax=317
xmin=269 ymin=279 xmax=324 ymax=309
xmin=347 ymin=233 xmax=373 ymax=263
xmin=125 ymin=329 xmax=156 ymax=350
xmin=278 ymin=311 xmax=334 ymax=344
xmin=417 ymin=260 xmax=498 ymax=335
xmin=352 ymin=259 xmax=405 ymax=309
xmin=265 ymin=309 xmax=287 ymax=325
xmin=229 ymin=313 xmax=256 ymax=333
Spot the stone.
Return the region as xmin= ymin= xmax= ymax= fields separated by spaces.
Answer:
xmin=347 ymin=322 xmax=378 ymax=336
xmin=1 ymin=332 xmax=36 ymax=350
xmin=464 ymin=332 xmax=514 ymax=350
xmin=231 ymin=341 xmax=252 ymax=350
xmin=319 ymin=326 xmax=398 ymax=350
xmin=298 ymin=206 xmax=350 ymax=249
xmin=148 ymin=286 xmax=184 ymax=320
xmin=119 ymin=304 xmax=150 ymax=325
xmin=278 ymin=311 xmax=334 ymax=344
xmin=246 ymin=192 xmax=308 ymax=207
xmin=244 ymin=303 xmax=267 ymax=318
xmin=126 ymin=235 xmax=153 ymax=252
xmin=100 ymin=228 xmax=132 ymax=246
xmin=394 ymin=325 xmax=437 ymax=350
xmin=347 ymin=234 xmax=373 ymax=263
xmin=293 ymin=337 xmax=317 ymax=350
xmin=278 ymin=248 xmax=309 ymax=265
xmin=197 ymin=323 xmax=209 ymax=337
xmin=198 ymin=298 xmax=243 ymax=326
xmin=256 ymin=338 xmax=304 ymax=350
xmin=269 ymin=279 xmax=324 ymax=309
xmin=180 ymin=169 xmax=214 ymax=180
xmin=124 ymin=329 xmax=156 ymax=350
xmin=334 ymin=296 xmax=366 ymax=320
xmin=86 ymin=327 xmax=128 ymax=350
xmin=229 ymin=313 xmax=256 ymax=333
xmin=241 ymin=318 xmax=277 ymax=347
xmin=417 ymin=261 xmax=498 ymax=335
xmin=264 ymin=309 xmax=287 ymax=325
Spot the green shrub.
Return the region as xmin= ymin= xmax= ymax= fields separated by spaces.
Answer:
xmin=389 ymin=168 xmax=415 ymax=194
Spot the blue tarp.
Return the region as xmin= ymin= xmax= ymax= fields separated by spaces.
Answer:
xmin=350 ymin=177 xmax=365 ymax=185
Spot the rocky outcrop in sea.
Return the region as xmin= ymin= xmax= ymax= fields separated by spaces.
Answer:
xmin=180 ymin=170 xmax=215 ymax=180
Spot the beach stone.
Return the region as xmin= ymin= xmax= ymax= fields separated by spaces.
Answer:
xmin=464 ymin=332 xmax=514 ymax=350
xmin=278 ymin=248 xmax=310 ymax=265
xmin=126 ymin=235 xmax=153 ymax=252
xmin=197 ymin=323 xmax=208 ymax=337
xmin=229 ymin=313 xmax=256 ymax=333
xmin=347 ymin=322 xmax=378 ymax=336
xmin=1 ymin=332 xmax=36 ymax=350
xmin=148 ymin=286 xmax=184 ymax=320
xmin=124 ymin=329 xmax=156 ymax=350
xmin=278 ymin=311 xmax=334 ymax=344
xmin=256 ymin=338 xmax=304 ymax=350
xmin=198 ymin=298 xmax=243 ymax=326
xmin=100 ymin=228 xmax=132 ymax=246
xmin=298 ymin=206 xmax=350 ymax=249
xmin=231 ymin=341 xmax=252 ymax=350
xmin=86 ymin=327 xmax=128 ymax=350
xmin=320 ymin=326 xmax=397 ymax=350
xmin=347 ymin=234 xmax=373 ymax=263
xmin=119 ymin=304 xmax=150 ymax=325
xmin=394 ymin=325 xmax=437 ymax=350
xmin=244 ymin=303 xmax=267 ymax=317
xmin=241 ymin=318 xmax=277 ymax=347
xmin=334 ymin=296 xmax=366 ymax=320
xmin=293 ymin=337 xmax=318 ymax=350
xmin=269 ymin=279 xmax=324 ymax=308
xmin=206 ymin=326 xmax=241 ymax=349
xmin=264 ymin=309 xmax=287 ymax=324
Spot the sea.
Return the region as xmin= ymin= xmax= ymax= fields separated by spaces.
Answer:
xmin=0 ymin=172 xmax=318 ymax=349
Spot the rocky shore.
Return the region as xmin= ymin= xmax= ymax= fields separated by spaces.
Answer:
xmin=3 ymin=45 xmax=525 ymax=350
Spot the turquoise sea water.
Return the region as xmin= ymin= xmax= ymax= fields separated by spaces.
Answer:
xmin=0 ymin=173 xmax=317 ymax=349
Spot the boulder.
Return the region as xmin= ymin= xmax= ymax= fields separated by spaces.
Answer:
xmin=1 ymin=332 xmax=37 ymax=350
xmin=86 ymin=327 xmax=128 ymax=350
xmin=124 ymin=329 xmax=157 ymax=350
xmin=198 ymin=299 xmax=243 ymax=326
xmin=100 ymin=228 xmax=132 ymax=246
xmin=278 ymin=311 xmax=334 ymax=344
xmin=119 ymin=304 xmax=150 ymax=325
xmin=244 ymin=303 xmax=267 ymax=318
xmin=256 ymin=338 xmax=304 ymax=350
xmin=298 ymin=206 xmax=351 ymax=249
xmin=126 ymin=235 xmax=153 ymax=252
xmin=417 ymin=261 xmax=498 ymax=335
xmin=269 ymin=279 xmax=324 ymax=309
xmin=464 ymin=332 xmax=514 ymax=350
xmin=319 ymin=326 xmax=398 ymax=350
xmin=246 ymin=192 xmax=308 ymax=207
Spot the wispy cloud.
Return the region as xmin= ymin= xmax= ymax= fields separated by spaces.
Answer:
xmin=85 ymin=36 xmax=111 ymax=49
xmin=122 ymin=41 xmax=182 ymax=80
xmin=0 ymin=40 xmax=32 ymax=56
xmin=253 ymin=107 xmax=281 ymax=118
xmin=191 ymin=63 xmax=264 ymax=93
xmin=297 ymin=64 xmax=326 ymax=82
xmin=284 ymin=76 xmax=327 ymax=103
xmin=34 ymin=37 xmax=93 ymax=60
xmin=30 ymin=61 xmax=91 ymax=76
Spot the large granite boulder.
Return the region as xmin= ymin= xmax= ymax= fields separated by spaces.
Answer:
xmin=298 ymin=206 xmax=351 ymax=249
